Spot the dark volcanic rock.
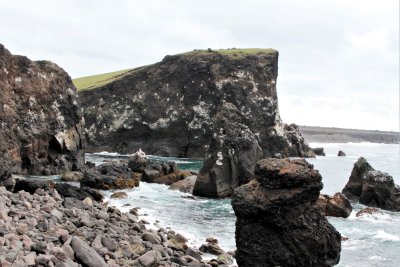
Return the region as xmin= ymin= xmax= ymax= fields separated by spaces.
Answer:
xmin=0 ymin=44 xmax=85 ymax=176
xmin=13 ymin=179 xmax=54 ymax=194
xmin=79 ymin=49 xmax=313 ymax=159
xmin=80 ymin=161 xmax=139 ymax=190
xmin=337 ymin=150 xmax=346 ymax=157
xmin=0 ymin=170 xmax=14 ymax=191
xmin=314 ymin=193 xmax=352 ymax=218
xmin=312 ymin=147 xmax=326 ymax=156
xmin=359 ymin=171 xmax=400 ymax=211
xmin=342 ymin=157 xmax=374 ymax=200
xmin=193 ymin=102 xmax=263 ymax=197
xmin=232 ymin=158 xmax=341 ymax=267
xmin=54 ymin=183 xmax=103 ymax=201
xmin=342 ymin=157 xmax=400 ymax=211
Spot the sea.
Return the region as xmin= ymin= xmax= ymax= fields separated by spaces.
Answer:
xmin=29 ymin=142 xmax=400 ymax=266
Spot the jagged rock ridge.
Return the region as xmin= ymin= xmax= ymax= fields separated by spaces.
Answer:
xmin=78 ymin=49 xmax=314 ymax=160
xmin=0 ymin=44 xmax=85 ymax=177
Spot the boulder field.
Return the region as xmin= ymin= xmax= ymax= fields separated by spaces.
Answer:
xmin=0 ymin=186 xmax=228 ymax=267
xmin=0 ymin=44 xmax=85 ymax=178
xmin=232 ymin=158 xmax=341 ymax=267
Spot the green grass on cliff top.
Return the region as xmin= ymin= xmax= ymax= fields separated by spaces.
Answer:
xmin=73 ymin=68 xmax=133 ymax=91
xmin=73 ymin=48 xmax=276 ymax=91
xmin=180 ymin=48 xmax=277 ymax=58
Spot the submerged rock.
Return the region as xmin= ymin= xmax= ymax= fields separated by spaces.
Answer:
xmin=356 ymin=207 xmax=381 ymax=217
xmin=232 ymin=158 xmax=341 ymax=267
xmin=342 ymin=157 xmax=400 ymax=211
xmin=314 ymin=193 xmax=352 ymax=218
xmin=0 ymin=44 xmax=85 ymax=176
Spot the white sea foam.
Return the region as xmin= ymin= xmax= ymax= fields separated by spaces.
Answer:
xmin=372 ymin=230 xmax=399 ymax=242
xmin=369 ymin=255 xmax=389 ymax=261
xmin=93 ymin=151 xmax=121 ymax=156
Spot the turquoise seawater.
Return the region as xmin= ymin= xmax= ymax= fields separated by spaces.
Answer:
xmin=87 ymin=143 xmax=400 ymax=266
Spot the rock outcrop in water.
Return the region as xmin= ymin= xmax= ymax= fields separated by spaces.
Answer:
xmin=313 ymin=193 xmax=352 ymax=218
xmin=0 ymin=44 xmax=85 ymax=176
xmin=78 ymin=49 xmax=313 ymax=159
xmin=342 ymin=157 xmax=400 ymax=212
xmin=232 ymin=158 xmax=341 ymax=266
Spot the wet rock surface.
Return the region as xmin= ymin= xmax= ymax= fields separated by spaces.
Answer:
xmin=313 ymin=193 xmax=352 ymax=218
xmin=342 ymin=157 xmax=400 ymax=211
xmin=232 ymin=158 xmax=341 ymax=267
xmin=80 ymin=161 xmax=140 ymax=190
xmin=0 ymin=44 xmax=85 ymax=177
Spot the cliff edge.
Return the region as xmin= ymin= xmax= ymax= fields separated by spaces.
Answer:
xmin=78 ymin=48 xmax=313 ymax=159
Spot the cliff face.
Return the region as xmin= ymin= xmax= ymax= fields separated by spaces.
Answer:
xmin=79 ymin=49 xmax=314 ymax=160
xmin=0 ymin=44 xmax=85 ymax=176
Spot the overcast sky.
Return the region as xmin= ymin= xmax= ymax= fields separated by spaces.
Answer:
xmin=1 ymin=0 xmax=398 ymax=131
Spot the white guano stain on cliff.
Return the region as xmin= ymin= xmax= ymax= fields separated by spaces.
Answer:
xmin=110 ymin=109 xmax=131 ymax=130
xmin=52 ymin=101 xmax=66 ymax=126
xmin=15 ymin=76 xmax=22 ymax=83
xmin=188 ymin=101 xmax=211 ymax=130
xmin=28 ymin=97 xmax=36 ymax=107
xmin=148 ymin=117 xmax=171 ymax=129
xmin=37 ymin=72 xmax=47 ymax=79
xmin=216 ymin=151 xmax=223 ymax=166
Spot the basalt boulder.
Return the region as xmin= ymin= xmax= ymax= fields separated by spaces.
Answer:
xmin=232 ymin=158 xmax=341 ymax=267
xmin=313 ymin=193 xmax=352 ymax=218
xmin=0 ymin=44 xmax=85 ymax=176
xmin=359 ymin=170 xmax=400 ymax=211
xmin=342 ymin=157 xmax=374 ymax=199
xmin=80 ymin=162 xmax=139 ymax=190
xmin=342 ymin=157 xmax=400 ymax=211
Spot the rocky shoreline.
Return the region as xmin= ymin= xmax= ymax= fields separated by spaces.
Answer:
xmin=0 ymin=184 xmax=234 ymax=267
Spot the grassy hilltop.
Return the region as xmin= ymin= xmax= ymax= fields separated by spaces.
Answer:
xmin=72 ymin=48 xmax=276 ymax=91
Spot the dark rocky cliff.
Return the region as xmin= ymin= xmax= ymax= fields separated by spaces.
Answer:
xmin=78 ymin=49 xmax=314 ymax=160
xmin=0 ymin=44 xmax=85 ymax=177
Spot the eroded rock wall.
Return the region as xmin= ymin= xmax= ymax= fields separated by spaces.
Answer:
xmin=0 ymin=44 xmax=85 ymax=176
xmin=79 ymin=49 xmax=314 ymax=159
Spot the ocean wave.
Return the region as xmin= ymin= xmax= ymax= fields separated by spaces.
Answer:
xmin=91 ymin=151 xmax=122 ymax=156
xmin=372 ymin=230 xmax=399 ymax=242
xmin=368 ymin=255 xmax=389 ymax=262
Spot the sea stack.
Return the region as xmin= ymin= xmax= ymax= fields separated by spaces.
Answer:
xmin=342 ymin=157 xmax=400 ymax=211
xmin=232 ymin=158 xmax=341 ymax=266
xmin=0 ymin=44 xmax=85 ymax=177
